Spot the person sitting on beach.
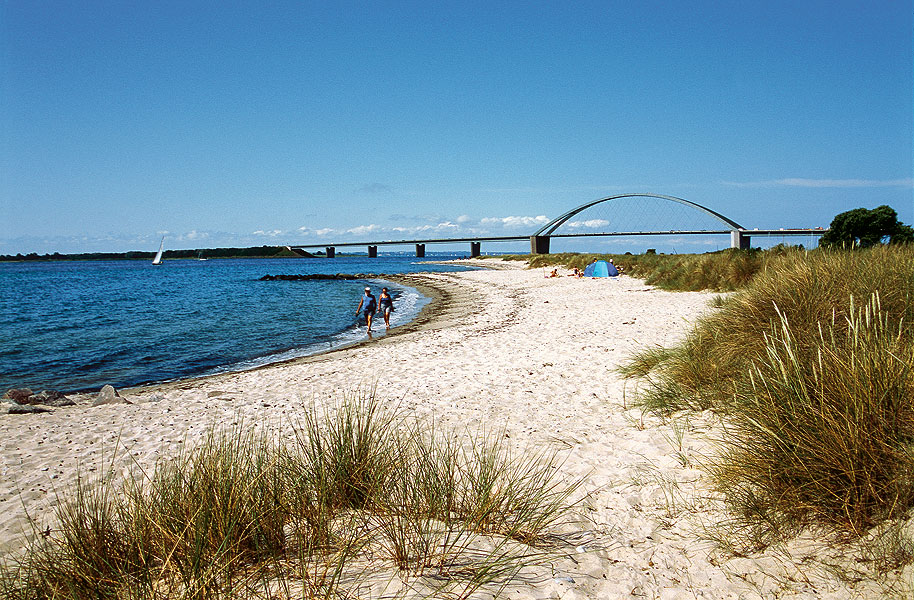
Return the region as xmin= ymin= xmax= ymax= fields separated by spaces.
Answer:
xmin=377 ymin=287 xmax=394 ymax=329
xmin=355 ymin=287 xmax=377 ymax=331
xmin=568 ymin=268 xmax=582 ymax=277
xmin=549 ymin=268 xmax=559 ymax=278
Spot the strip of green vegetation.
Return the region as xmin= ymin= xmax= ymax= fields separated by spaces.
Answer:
xmin=498 ymin=247 xmax=780 ymax=291
xmin=0 ymin=246 xmax=304 ymax=262
xmin=615 ymin=245 xmax=914 ymax=556
xmin=1 ymin=393 xmax=579 ymax=599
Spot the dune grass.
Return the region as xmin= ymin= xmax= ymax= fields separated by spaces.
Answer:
xmin=500 ymin=246 xmax=777 ymax=291
xmin=619 ymin=245 xmax=914 ymax=413
xmin=712 ymin=295 xmax=914 ymax=542
xmin=616 ymin=244 xmax=914 ymax=557
xmin=0 ymin=394 xmax=580 ymax=599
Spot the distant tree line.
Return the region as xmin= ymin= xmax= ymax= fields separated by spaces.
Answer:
xmin=0 ymin=246 xmax=303 ymax=262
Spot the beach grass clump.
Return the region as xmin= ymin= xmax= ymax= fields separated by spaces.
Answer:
xmin=291 ymin=393 xmax=402 ymax=513
xmin=456 ymin=430 xmax=576 ymax=544
xmin=137 ymin=424 xmax=288 ymax=585
xmin=712 ymin=295 xmax=914 ymax=542
xmin=619 ymin=244 xmax=914 ymax=553
xmin=0 ymin=393 xmax=579 ymax=599
xmin=1 ymin=424 xmax=293 ymax=599
xmin=621 ymin=245 xmax=914 ymax=413
xmin=23 ymin=476 xmax=156 ymax=598
xmin=519 ymin=247 xmax=776 ymax=291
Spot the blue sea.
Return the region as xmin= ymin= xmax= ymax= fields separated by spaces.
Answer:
xmin=0 ymin=256 xmax=477 ymax=393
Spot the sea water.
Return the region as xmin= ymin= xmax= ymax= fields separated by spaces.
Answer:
xmin=0 ymin=256 xmax=477 ymax=393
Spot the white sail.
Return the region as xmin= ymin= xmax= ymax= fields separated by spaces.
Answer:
xmin=152 ymin=238 xmax=164 ymax=265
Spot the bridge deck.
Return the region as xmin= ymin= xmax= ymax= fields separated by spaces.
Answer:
xmin=290 ymin=229 xmax=823 ymax=250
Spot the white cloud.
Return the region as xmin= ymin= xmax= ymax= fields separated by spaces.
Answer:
xmin=252 ymin=229 xmax=283 ymax=237
xmin=480 ymin=215 xmax=550 ymax=228
xmin=566 ymin=219 xmax=610 ymax=228
xmin=347 ymin=224 xmax=380 ymax=236
xmin=723 ymin=178 xmax=914 ymax=189
xmin=417 ymin=221 xmax=459 ymax=232
xmin=298 ymin=226 xmax=336 ymax=236
xmin=776 ymin=178 xmax=913 ymax=188
xmin=290 ymin=213 xmax=557 ymax=245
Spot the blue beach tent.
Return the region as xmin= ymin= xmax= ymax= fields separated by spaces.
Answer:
xmin=584 ymin=260 xmax=619 ymax=277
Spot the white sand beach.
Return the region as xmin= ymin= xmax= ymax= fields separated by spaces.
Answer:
xmin=0 ymin=260 xmax=894 ymax=598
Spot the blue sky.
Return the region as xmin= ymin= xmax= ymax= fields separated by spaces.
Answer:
xmin=2 ymin=1 xmax=911 ymax=254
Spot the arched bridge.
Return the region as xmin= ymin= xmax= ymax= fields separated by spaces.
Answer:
xmin=528 ymin=193 xmax=747 ymax=254
xmin=290 ymin=193 xmax=825 ymax=257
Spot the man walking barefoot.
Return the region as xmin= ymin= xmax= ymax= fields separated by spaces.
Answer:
xmin=355 ymin=287 xmax=376 ymax=331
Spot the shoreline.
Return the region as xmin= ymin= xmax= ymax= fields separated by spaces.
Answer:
xmin=0 ymin=255 xmax=483 ymax=397
xmin=108 ymin=267 xmax=476 ymax=399
xmin=0 ymin=260 xmax=890 ymax=598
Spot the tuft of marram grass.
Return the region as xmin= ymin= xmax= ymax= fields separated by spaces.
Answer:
xmin=622 ymin=245 xmax=914 ymax=413
xmin=618 ymin=244 xmax=914 ymax=567
xmin=1 ymin=393 xmax=579 ymax=599
xmin=711 ymin=295 xmax=914 ymax=543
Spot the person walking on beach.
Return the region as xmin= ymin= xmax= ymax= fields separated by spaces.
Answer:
xmin=355 ymin=287 xmax=377 ymax=331
xmin=377 ymin=287 xmax=394 ymax=329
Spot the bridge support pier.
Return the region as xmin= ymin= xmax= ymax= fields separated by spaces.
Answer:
xmin=731 ymin=230 xmax=751 ymax=250
xmin=325 ymin=246 xmax=335 ymax=258
xmin=415 ymin=244 xmax=425 ymax=258
xmin=470 ymin=242 xmax=481 ymax=257
xmin=368 ymin=245 xmax=378 ymax=258
xmin=530 ymin=235 xmax=550 ymax=255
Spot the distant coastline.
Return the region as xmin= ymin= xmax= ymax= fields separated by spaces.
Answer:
xmin=0 ymin=246 xmax=485 ymax=262
xmin=0 ymin=245 xmax=309 ymax=262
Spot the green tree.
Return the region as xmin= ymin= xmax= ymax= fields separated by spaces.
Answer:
xmin=820 ymin=205 xmax=913 ymax=248
xmin=893 ymin=223 xmax=914 ymax=245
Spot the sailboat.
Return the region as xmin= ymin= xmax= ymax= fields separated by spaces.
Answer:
xmin=152 ymin=237 xmax=165 ymax=265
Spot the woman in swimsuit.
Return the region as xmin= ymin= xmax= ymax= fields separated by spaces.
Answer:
xmin=377 ymin=287 xmax=394 ymax=329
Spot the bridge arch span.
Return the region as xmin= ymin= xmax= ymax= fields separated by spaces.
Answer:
xmin=532 ymin=193 xmax=744 ymax=237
